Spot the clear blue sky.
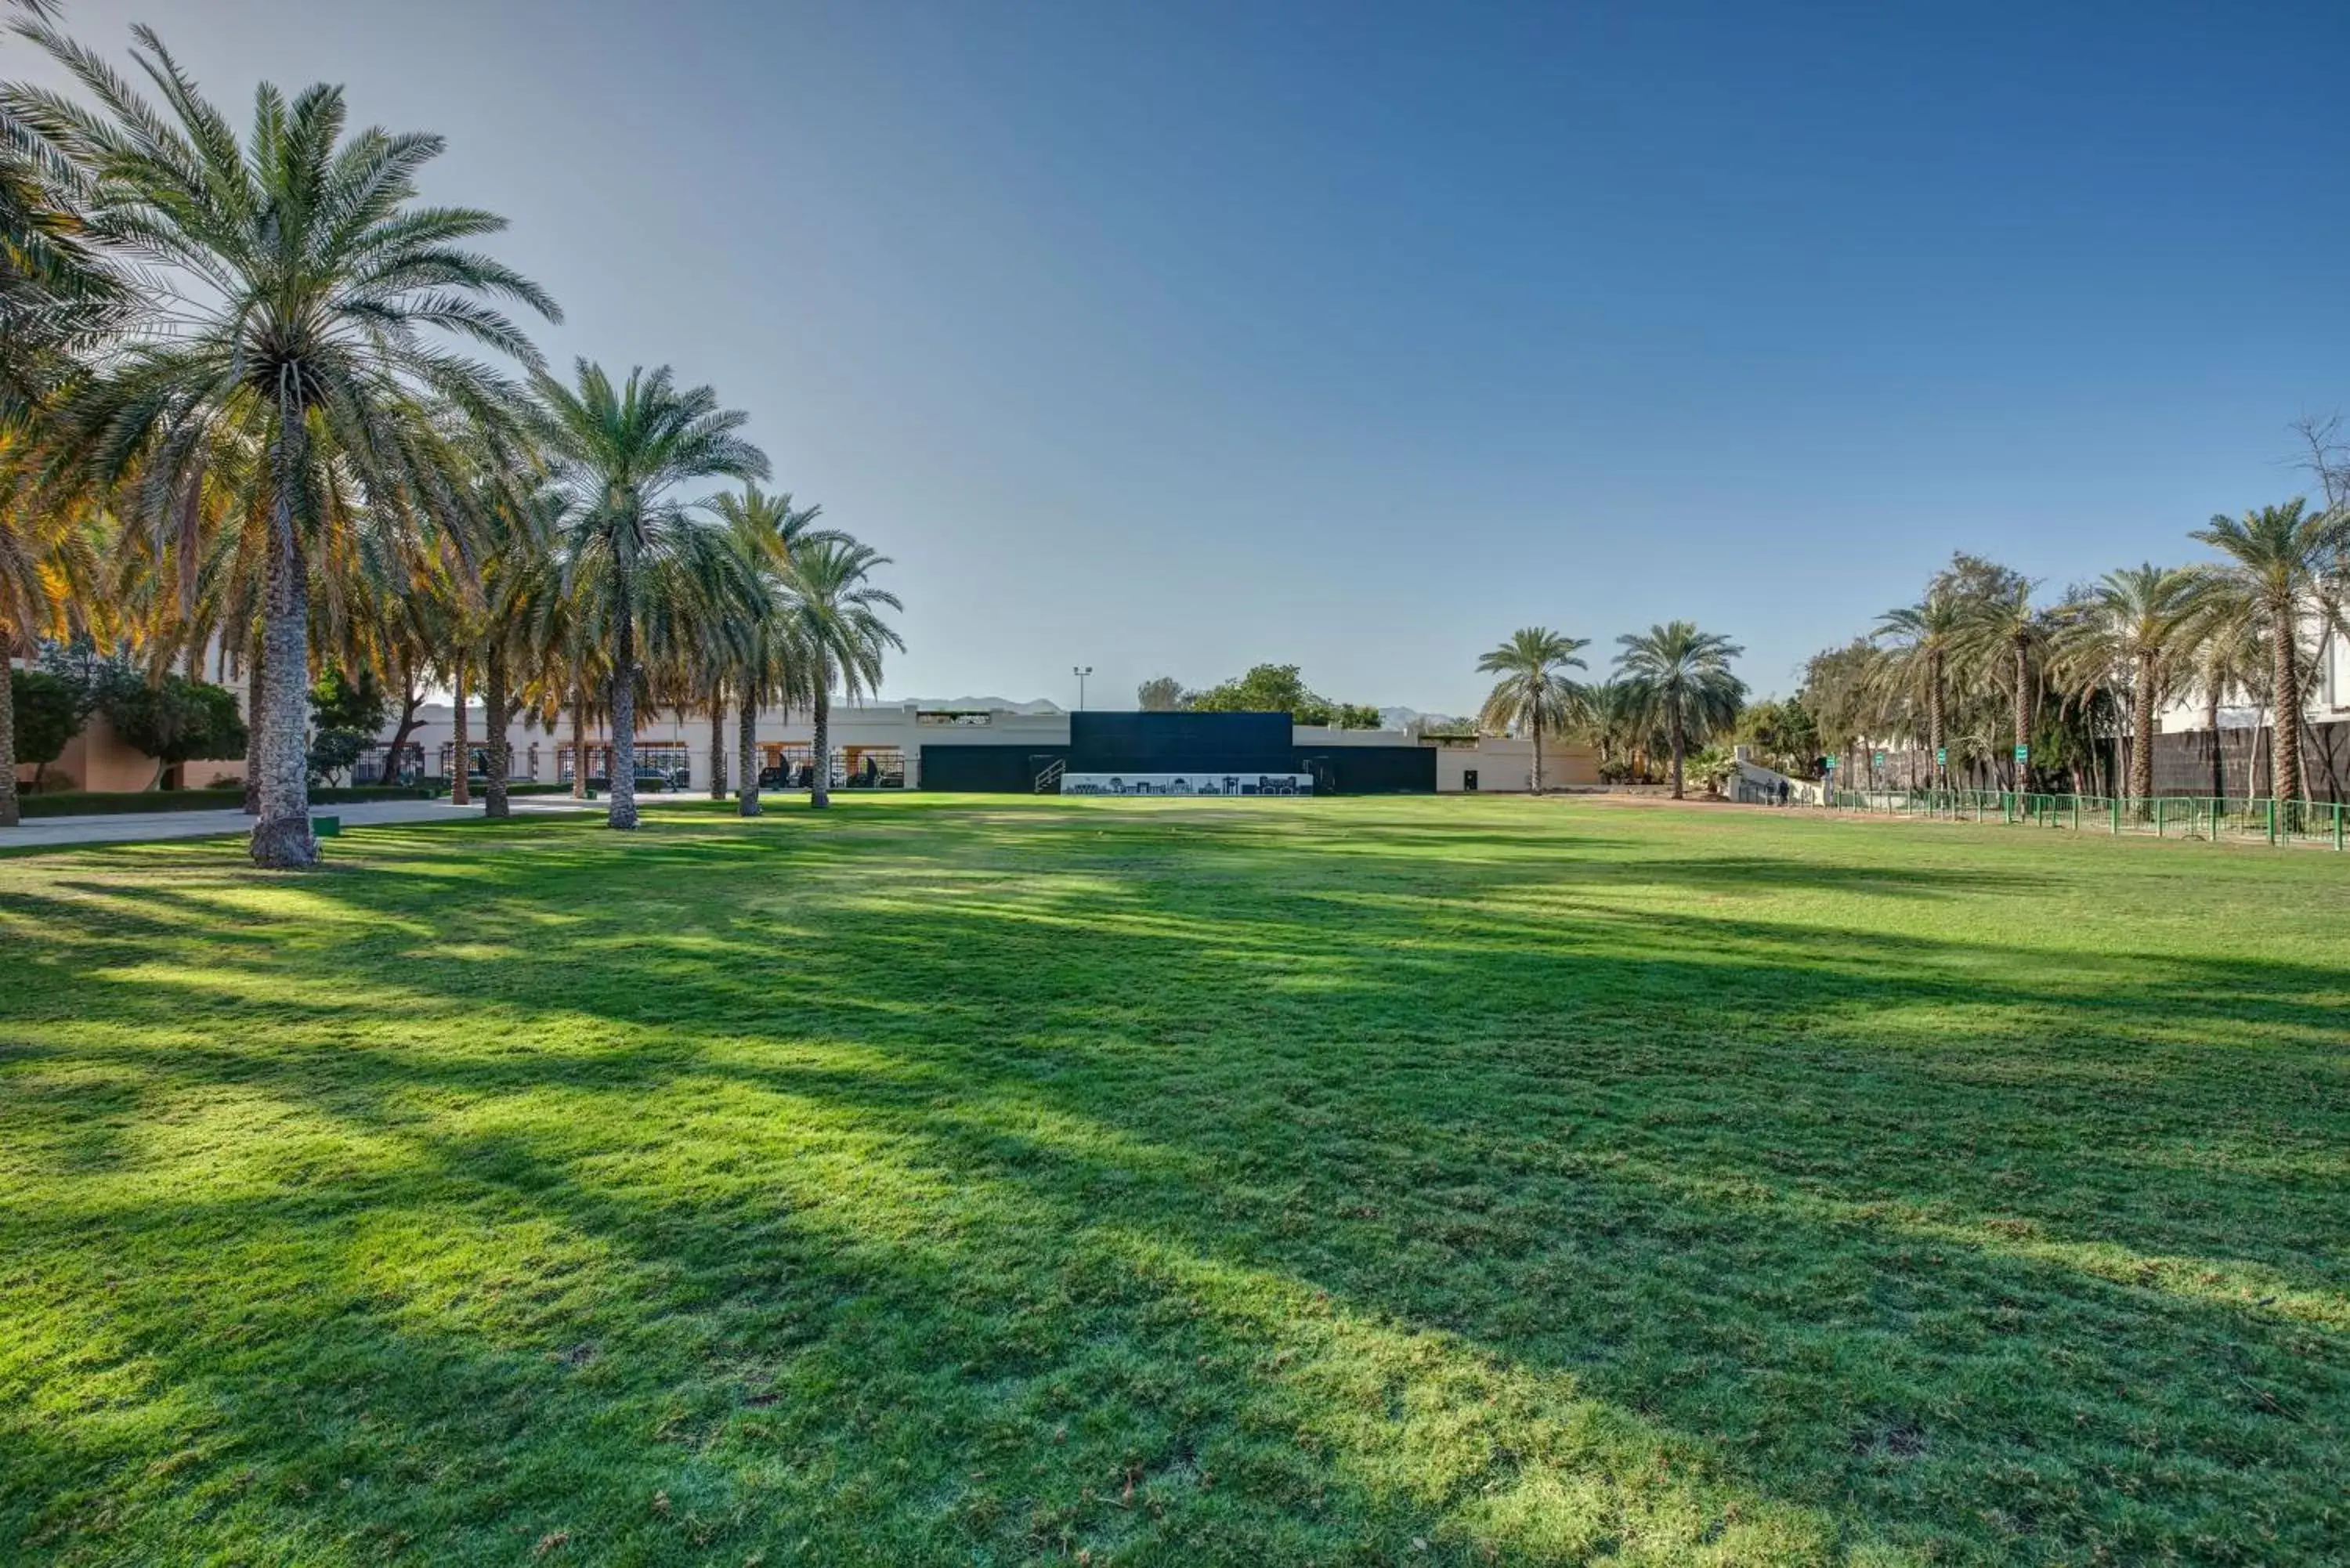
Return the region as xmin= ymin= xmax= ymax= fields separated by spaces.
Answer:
xmin=20 ymin=2 xmax=2350 ymax=711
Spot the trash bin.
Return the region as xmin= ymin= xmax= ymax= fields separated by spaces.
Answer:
xmin=311 ymin=815 xmax=342 ymax=836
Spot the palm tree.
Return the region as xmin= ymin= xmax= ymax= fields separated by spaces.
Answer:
xmin=1613 ymin=621 xmax=1746 ymax=799
xmin=1474 ymin=627 xmax=1589 ymax=793
xmin=2177 ymin=582 xmax=2264 ymax=802
xmin=0 ymin=435 xmax=99 ymax=826
xmin=1797 ymin=638 xmax=1886 ymax=788
xmin=1574 ymin=676 xmax=1650 ymax=782
xmin=2052 ymin=564 xmax=2200 ymax=804
xmin=1953 ymin=578 xmax=2048 ymax=788
xmin=0 ymin=5 xmax=125 ymax=438
xmin=2189 ymin=500 xmax=2350 ymax=811
xmin=780 ymin=537 xmax=902 ymax=808
xmin=532 ymin=362 xmax=766 ymax=829
xmin=467 ymin=471 xmax=560 ymax=820
xmin=711 ymin=483 xmax=836 ymax=817
xmin=1873 ymin=594 xmax=1965 ymax=787
xmin=8 ymin=29 xmax=557 ymax=865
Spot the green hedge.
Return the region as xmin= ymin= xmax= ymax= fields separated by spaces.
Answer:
xmin=17 ymin=786 xmax=433 ymax=818
xmin=419 ymin=778 xmax=584 ymax=797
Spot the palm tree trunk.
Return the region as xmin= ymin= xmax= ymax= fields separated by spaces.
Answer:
xmin=2271 ymin=612 xmax=2301 ymax=808
xmin=811 ymin=681 xmax=831 ymax=809
xmin=2250 ymin=707 xmax=2268 ymax=806
xmin=0 ymin=637 xmax=17 ymax=829
xmin=450 ymin=661 xmax=471 ymax=807
xmin=1530 ymin=706 xmax=1544 ymax=794
xmin=608 ymin=588 xmax=638 ymax=829
xmin=1669 ymin=706 xmax=1687 ymax=800
xmin=707 ymin=698 xmax=728 ymax=800
xmin=249 ymin=468 xmax=318 ymax=869
xmin=736 ymin=693 xmax=761 ymax=818
xmin=2012 ymin=646 xmax=2031 ymax=789
xmin=569 ymin=685 xmax=588 ymax=799
xmin=1927 ymin=654 xmax=1946 ymax=788
xmin=242 ymin=630 xmax=263 ymax=815
xmin=2130 ymin=657 xmax=2157 ymax=804
xmin=483 ymin=646 xmax=510 ymax=819
xmin=2206 ymin=691 xmax=2224 ymax=801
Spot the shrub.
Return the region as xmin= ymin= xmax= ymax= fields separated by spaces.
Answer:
xmin=307 ymin=727 xmax=372 ymax=785
xmin=10 ymin=669 xmax=79 ymax=787
xmin=101 ymin=677 xmax=248 ymax=789
xmin=18 ymin=785 xmax=432 ymax=818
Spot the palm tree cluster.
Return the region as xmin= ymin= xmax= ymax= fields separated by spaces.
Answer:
xmin=1477 ymin=620 xmax=1747 ymax=799
xmin=1804 ymin=510 xmax=2350 ymax=811
xmin=0 ymin=16 xmax=900 ymax=859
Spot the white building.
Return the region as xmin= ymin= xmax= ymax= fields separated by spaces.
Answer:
xmin=361 ymin=700 xmax=1596 ymax=795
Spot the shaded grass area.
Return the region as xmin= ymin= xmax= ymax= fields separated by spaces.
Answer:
xmin=1 ymin=795 xmax=2344 ymax=1565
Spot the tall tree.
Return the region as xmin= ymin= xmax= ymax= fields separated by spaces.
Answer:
xmin=780 ymin=537 xmax=902 ymax=809
xmin=0 ymin=2 xmax=125 ymax=438
xmin=1576 ymin=676 xmax=1658 ymax=783
xmin=1953 ymin=576 xmax=2048 ymax=787
xmin=9 ymin=27 xmax=556 ymax=864
xmin=2178 ymin=586 xmax=2265 ymax=803
xmin=0 ymin=2 xmax=118 ymax=828
xmin=2189 ymin=500 xmax=2350 ymax=811
xmin=469 ymin=473 xmax=559 ymax=820
xmin=710 ymin=483 xmax=833 ymax=818
xmin=1475 ymin=627 xmax=1589 ymax=794
xmin=1613 ymin=621 xmax=1745 ymax=800
xmin=1183 ymin=663 xmax=1372 ymax=727
xmin=1872 ymin=594 xmax=1966 ymax=786
xmin=0 ymin=442 xmax=97 ymax=826
xmin=1135 ymin=674 xmax=1184 ymax=712
xmin=532 ymin=362 xmax=766 ymax=829
xmin=2052 ymin=564 xmax=2200 ymax=804
xmin=1797 ymin=638 xmax=1885 ymax=786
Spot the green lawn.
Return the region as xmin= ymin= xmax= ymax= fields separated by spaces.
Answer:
xmin=2 ymin=797 xmax=2344 ymax=1566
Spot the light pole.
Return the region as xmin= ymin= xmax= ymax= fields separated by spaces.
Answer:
xmin=1072 ymin=665 xmax=1093 ymax=710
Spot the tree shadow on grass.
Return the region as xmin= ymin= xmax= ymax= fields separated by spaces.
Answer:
xmin=2 ymin=804 xmax=2346 ymax=1563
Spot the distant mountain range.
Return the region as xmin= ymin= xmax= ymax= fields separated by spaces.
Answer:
xmin=862 ymin=698 xmax=1465 ymax=728
xmin=1380 ymin=706 xmax=1470 ymax=733
xmin=887 ymin=695 xmax=1066 ymax=715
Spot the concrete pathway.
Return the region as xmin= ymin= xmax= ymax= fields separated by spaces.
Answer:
xmin=2 ymin=795 xmax=597 ymax=851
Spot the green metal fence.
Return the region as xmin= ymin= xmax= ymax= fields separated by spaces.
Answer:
xmin=1826 ymin=789 xmax=2348 ymax=850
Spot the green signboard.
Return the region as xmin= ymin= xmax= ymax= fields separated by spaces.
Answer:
xmin=2013 ymin=743 xmax=2030 ymax=763
xmin=1934 ymin=746 xmax=1947 ymax=766
xmin=1872 ymin=750 xmax=1885 ymax=767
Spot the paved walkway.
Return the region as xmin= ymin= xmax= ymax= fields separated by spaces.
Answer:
xmin=2 ymin=796 xmax=597 ymax=850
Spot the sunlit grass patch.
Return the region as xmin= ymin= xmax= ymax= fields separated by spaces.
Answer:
xmin=2 ymin=795 xmax=2344 ymax=1564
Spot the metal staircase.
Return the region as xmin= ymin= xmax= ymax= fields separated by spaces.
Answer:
xmin=1034 ymin=759 xmax=1066 ymax=794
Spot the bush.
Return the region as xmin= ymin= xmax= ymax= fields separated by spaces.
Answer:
xmin=101 ymin=676 xmax=247 ymax=788
xmin=17 ymin=785 xmax=432 ymax=818
xmin=420 ymin=777 xmax=574 ymax=796
xmin=10 ymin=669 xmax=78 ymax=786
xmin=1687 ymin=745 xmax=1737 ymax=793
xmin=307 ymin=727 xmax=372 ymax=785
